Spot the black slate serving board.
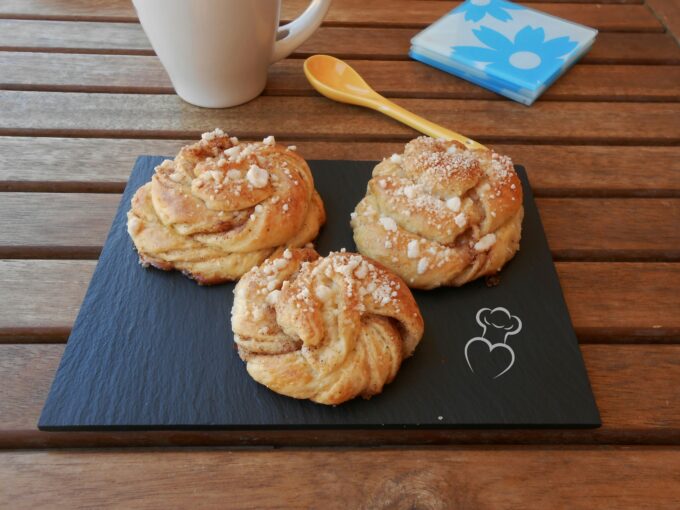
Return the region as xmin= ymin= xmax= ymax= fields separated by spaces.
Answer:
xmin=39 ymin=157 xmax=600 ymax=430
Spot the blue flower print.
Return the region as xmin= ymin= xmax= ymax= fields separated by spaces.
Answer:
xmin=452 ymin=26 xmax=578 ymax=89
xmin=454 ymin=0 xmax=523 ymax=23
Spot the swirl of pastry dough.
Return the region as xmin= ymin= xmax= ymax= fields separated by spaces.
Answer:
xmin=351 ymin=137 xmax=523 ymax=289
xmin=231 ymin=248 xmax=424 ymax=405
xmin=127 ymin=129 xmax=326 ymax=284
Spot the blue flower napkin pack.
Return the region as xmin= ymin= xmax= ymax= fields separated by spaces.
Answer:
xmin=410 ymin=0 xmax=598 ymax=105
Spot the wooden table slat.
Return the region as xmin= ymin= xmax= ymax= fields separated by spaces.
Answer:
xmin=0 ymin=194 xmax=677 ymax=260
xmin=1 ymin=260 xmax=677 ymax=342
xmin=3 ymin=53 xmax=680 ymax=103
xmin=1 ymin=448 xmax=680 ymax=510
xmin=1 ymin=344 xmax=679 ymax=447
xmin=2 ymin=91 xmax=679 ymax=144
xmin=300 ymin=0 xmax=662 ymax=29
xmin=1 ymin=21 xmax=679 ymax=65
xmin=0 ymin=0 xmax=655 ymax=27
xmin=0 ymin=137 xmax=679 ymax=197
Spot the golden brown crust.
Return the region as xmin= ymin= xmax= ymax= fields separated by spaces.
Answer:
xmin=127 ymin=130 xmax=326 ymax=284
xmin=351 ymin=137 xmax=523 ymax=289
xmin=231 ymin=248 xmax=425 ymax=405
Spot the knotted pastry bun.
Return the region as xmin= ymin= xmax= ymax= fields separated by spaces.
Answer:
xmin=351 ymin=137 xmax=523 ymax=289
xmin=127 ymin=129 xmax=326 ymax=284
xmin=231 ymin=248 xmax=424 ymax=405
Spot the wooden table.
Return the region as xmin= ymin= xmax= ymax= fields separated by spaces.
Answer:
xmin=1 ymin=0 xmax=679 ymax=507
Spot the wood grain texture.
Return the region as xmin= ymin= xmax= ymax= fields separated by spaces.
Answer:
xmin=2 ymin=91 xmax=679 ymax=144
xmin=0 ymin=0 xmax=658 ymax=29
xmin=294 ymin=0 xmax=661 ymax=32
xmin=1 ymin=20 xmax=678 ymax=64
xmin=0 ymin=0 xmax=137 ymax=20
xmin=0 ymin=260 xmax=677 ymax=342
xmin=0 ymin=19 xmax=151 ymax=53
xmin=540 ymin=198 xmax=680 ymax=259
xmin=0 ymin=193 xmax=677 ymax=259
xmin=1 ymin=344 xmax=678 ymax=447
xmin=560 ymin=262 xmax=680 ymax=339
xmin=286 ymin=1 xmax=665 ymax=31
xmin=1 ymin=137 xmax=678 ymax=197
xmin=4 ymin=53 xmax=680 ymax=104
xmin=0 ymin=193 xmax=120 ymax=258
xmin=1 ymin=447 xmax=679 ymax=509
xmin=0 ymin=260 xmax=93 ymax=341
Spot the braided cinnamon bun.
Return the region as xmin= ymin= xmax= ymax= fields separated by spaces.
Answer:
xmin=350 ymin=137 xmax=523 ymax=289
xmin=127 ymin=129 xmax=326 ymax=284
xmin=231 ymin=248 xmax=424 ymax=405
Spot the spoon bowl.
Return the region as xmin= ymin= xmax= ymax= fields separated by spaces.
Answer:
xmin=304 ymin=54 xmax=382 ymax=105
xmin=303 ymin=54 xmax=486 ymax=150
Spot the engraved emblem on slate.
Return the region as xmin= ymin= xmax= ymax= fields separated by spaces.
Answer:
xmin=465 ymin=307 xmax=522 ymax=379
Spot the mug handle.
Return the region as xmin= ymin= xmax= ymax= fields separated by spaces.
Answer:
xmin=271 ymin=0 xmax=332 ymax=63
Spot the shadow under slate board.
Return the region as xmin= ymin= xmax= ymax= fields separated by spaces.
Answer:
xmin=39 ymin=157 xmax=600 ymax=430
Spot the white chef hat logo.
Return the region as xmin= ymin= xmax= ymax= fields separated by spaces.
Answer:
xmin=465 ymin=307 xmax=522 ymax=379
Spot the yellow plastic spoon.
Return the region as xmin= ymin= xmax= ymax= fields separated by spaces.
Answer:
xmin=303 ymin=54 xmax=487 ymax=150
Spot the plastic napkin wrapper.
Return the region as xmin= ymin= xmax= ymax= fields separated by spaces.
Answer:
xmin=410 ymin=0 xmax=597 ymax=105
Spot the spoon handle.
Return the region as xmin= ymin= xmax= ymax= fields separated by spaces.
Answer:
xmin=373 ymin=97 xmax=487 ymax=150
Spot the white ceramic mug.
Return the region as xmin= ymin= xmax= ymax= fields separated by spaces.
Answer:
xmin=132 ymin=0 xmax=332 ymax=108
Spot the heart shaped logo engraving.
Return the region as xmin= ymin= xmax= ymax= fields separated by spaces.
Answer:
xmin=465 ymin=307 xmax=522 ymax=379
xmin=465 ymin=337 xmax=515 ymax=379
